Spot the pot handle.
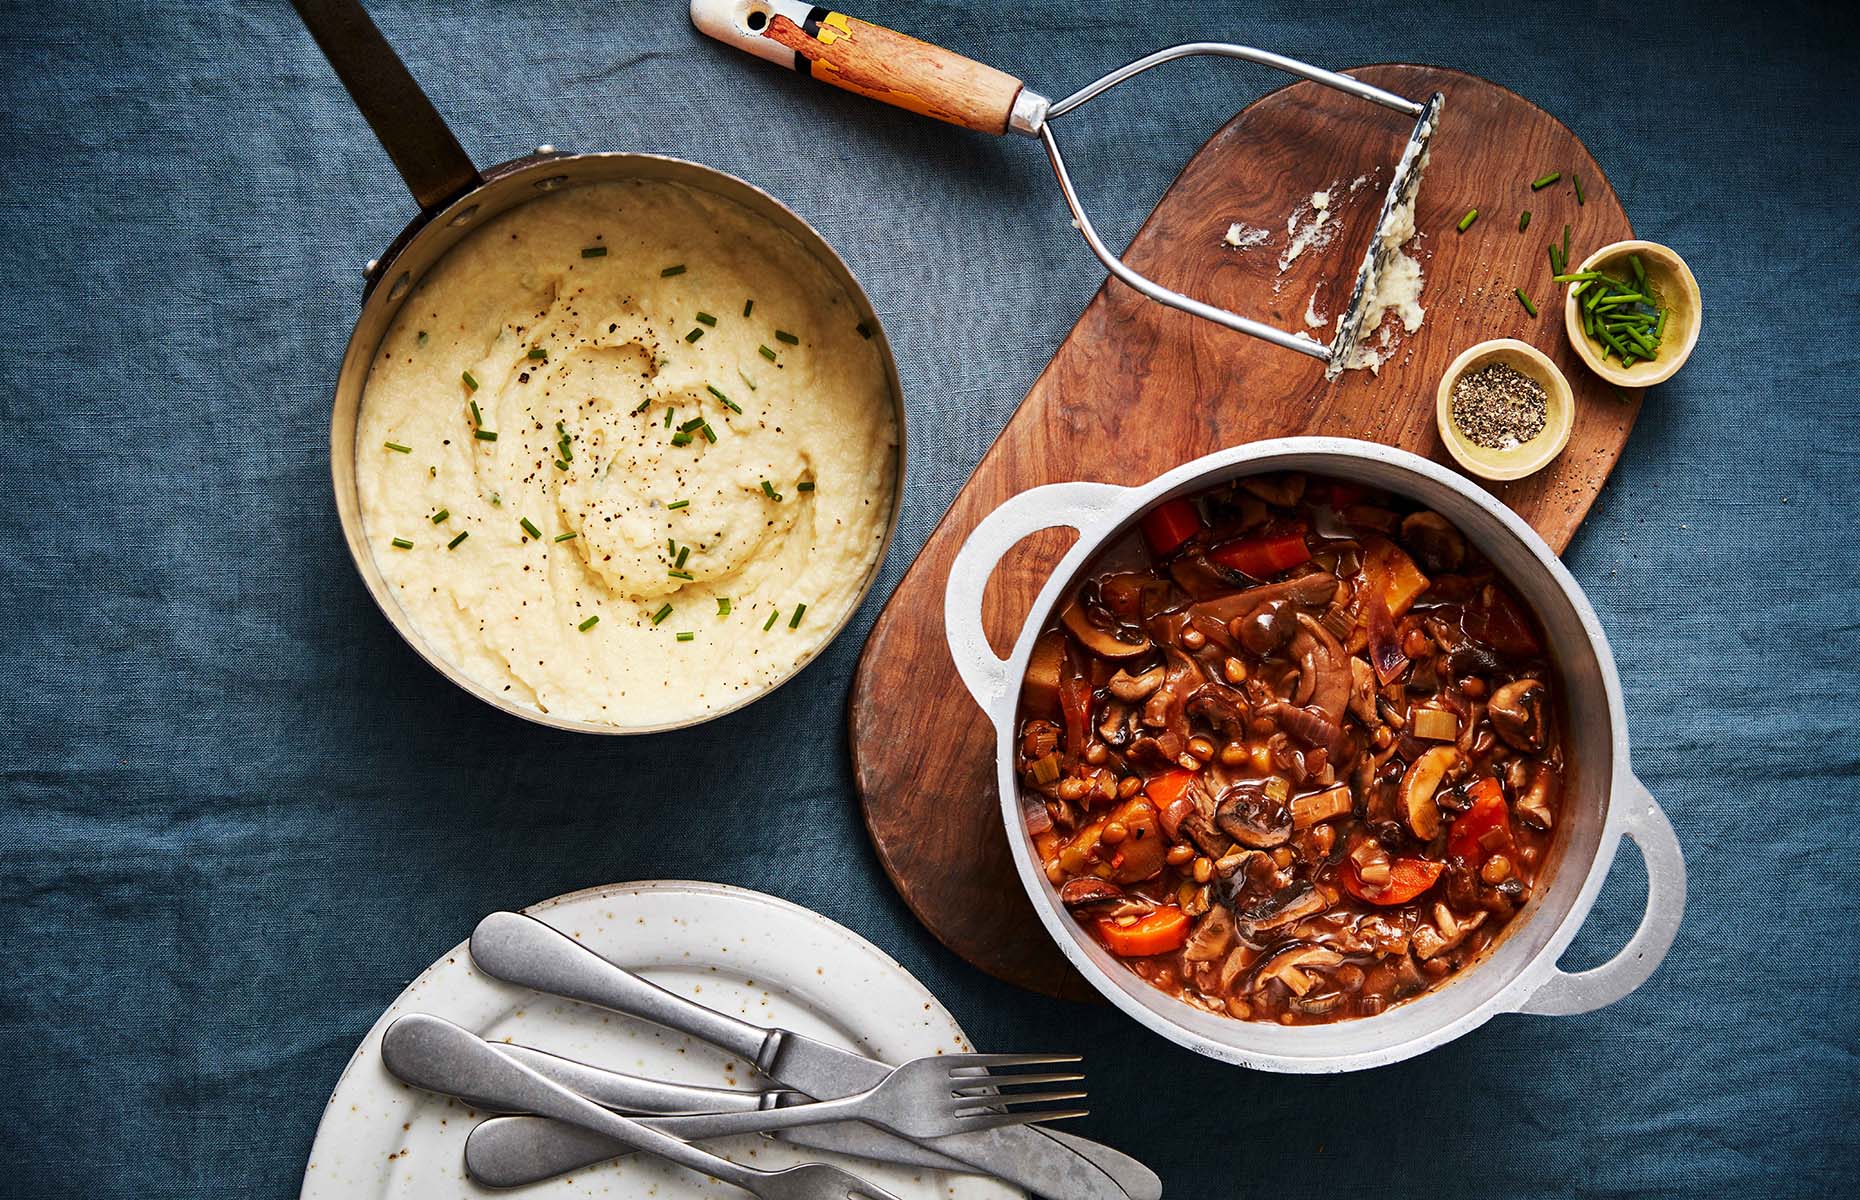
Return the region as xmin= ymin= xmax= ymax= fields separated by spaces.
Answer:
xmin=943 ymin=481 xmax=1129 ymax=711
xmin=293 ymin=0 xmax=482 ymax=213
xmin=1513 ymin=774 xmax=1686 ymax=1016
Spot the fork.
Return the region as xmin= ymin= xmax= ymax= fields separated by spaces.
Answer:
xmin=382 ymin=1013 xmax=900 ymax=1200
xmin=460 ymin=1043 xmax=1085 ymax=1187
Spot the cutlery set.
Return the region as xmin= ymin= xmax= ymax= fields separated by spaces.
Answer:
xmin=379 ymin=911 xmax=1158 ymax=1198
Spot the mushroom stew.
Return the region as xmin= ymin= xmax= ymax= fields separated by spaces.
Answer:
xmin=1016 ymin=471 xmax=1563 ymax=1025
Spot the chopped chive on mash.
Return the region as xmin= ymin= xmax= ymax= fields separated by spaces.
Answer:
xmin=390 ymin=537 xmax=414 ymax=549
xmin=652 ymin=603 xmax=673 ymax=625
xmin=666 ymin=499 xmax=689 ymax=510
xmin=774 ymin=330 xmax=799 ymax=345
xmin=384 ymin=441 xmax=412 ymax=453
xmin=717 ymin=598 xmax=731 ymax=616
xmin=447 ymin=530 xmax=469 ymax=550
xmin=758 ymin=344 xmax=777 ymax=361
xmin=520 ymin=517 xmax=542 ymax=539
xmin=695 ymin=312 xmax=717 ymax=327
xmin=789 ymin=603 xmax=807 ymax=629
xmin=473 ymin=429 xmax=498 ymax=442
xmin=579 ymin=615 xmax=600 ymax=631
xmin=763 ymin=609 xmax=780 ymax=631
xmin=431 ymin=508 xmax=449 ymax=523
xmin=676 ymin=631 xmax=695 ymax=641
xmin=461 ymin=370 xmax=478 ymax=391
xmin=553 ymin=531 xmax=576 ymax=542
xmin=660 ymin=264 xmax=686 ymax=277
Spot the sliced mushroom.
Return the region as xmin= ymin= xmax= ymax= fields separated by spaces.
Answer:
xmin=1239 ymin=472 xmax=1306 ymax=508
xmin=1217 ymin=944 xmax=1254 ymax=992
xmin=1188 ymin=570 xmax=1340 ymax=628
xmin=1348 ymin=656 xmax=1378 ymax=724
xmin=1184 ymin=682 xmax=1249 ymax=739
xmin=1290 ymin=613 xmax=1349 ymax=722
xmin=1291 ymin=991 xmax=1345 ymax=1016
xmin=1237 ymin=881 xmax=1328 ymax=938
xmin=1059 ymin=597 xmax=1151 ymax=660
xmin=1249 ymin=942 xmax=1343 ymax=996
xmin=1129 ymin=731 xmax=1186 ymax=767
xmin=1178 ymin=811 xmax=1233 ymax=859
xmin=1215 ymin=779 xmax=1294 ymax=849
xmin=1096 ymin=700 xmax=1133 ymax=746
xmin=1399 ymin=510 xmax=1466 ymax=572
xmin=1183 ymin=905 xmax=1236 ymax=962
xmin=1059 ymin=878 xmax=1124 ymax=908
xmin=1258 ymin=700 xmax=1345 ymax=758
xmin=1488 ymin=678 xmax=1549 ymax=753
xmin=1140 ymin=648 xmax=1204 ymax=736
xmin=1412 ymin=908 xmax=1487 ymax=960
xmin=1517 ymin=763 xmax=1556 ymax=830
xmin=1107 ymin=665 xmax=1166 ymax=702
xmin=1400 ymin=745 xmax=1464 ymax=841
xmin=1446 ymin=641 xmax=1509 ymax=678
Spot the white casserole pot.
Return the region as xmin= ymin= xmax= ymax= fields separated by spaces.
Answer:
xmin=944 ymin=438 xmax=1684 ymax=1071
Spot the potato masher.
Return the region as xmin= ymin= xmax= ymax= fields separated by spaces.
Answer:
xmin=692 ymin=1 xmax=1442 ymax=376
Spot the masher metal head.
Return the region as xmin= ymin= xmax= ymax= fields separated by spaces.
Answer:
xmin=693 ymin=6 xmax=1442 ymax=370
xmin=1007 ymin=45 xmax=1443 ymax=374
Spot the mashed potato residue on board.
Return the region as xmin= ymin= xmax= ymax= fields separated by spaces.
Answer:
xmin=357 ymin=179 xmax=897 ymax=726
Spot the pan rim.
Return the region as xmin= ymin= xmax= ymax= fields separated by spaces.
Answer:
xmin=326 ymin=152 xmax=908 ymax=735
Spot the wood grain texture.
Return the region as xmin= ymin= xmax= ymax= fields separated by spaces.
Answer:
xmin=765 ymin=14 xmax=1023 ymax=135
xmin=850 ymin=66 xmax=1638 ymax=1001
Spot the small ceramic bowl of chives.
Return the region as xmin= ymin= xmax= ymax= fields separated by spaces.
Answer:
xmin=1435 ymin=339 xmax=1574 ymax=481
xmin=1562 ymin=239 xmax=1701 ymax=387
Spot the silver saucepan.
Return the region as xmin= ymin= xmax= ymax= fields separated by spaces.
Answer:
xmin=295 ymin=0 xmax=904 ymax=733
xmin=945 ymin=437 xmax=1685 ymax=1071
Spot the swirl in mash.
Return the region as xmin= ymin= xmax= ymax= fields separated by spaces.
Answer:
xmin=357 ymin=180 xmax=897 ymax=726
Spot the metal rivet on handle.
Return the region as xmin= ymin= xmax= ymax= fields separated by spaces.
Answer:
xmin=448 ymin=204 xmax=480 ymax=228
xmin=386 ymin=272 xmax=410 ymax=303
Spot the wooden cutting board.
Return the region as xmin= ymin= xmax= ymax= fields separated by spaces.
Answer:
xmin=849 ymin=65 xmax=1637 ymax=1001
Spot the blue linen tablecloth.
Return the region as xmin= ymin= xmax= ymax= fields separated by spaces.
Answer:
xmin=2 ymin=1 xmax=1856 ymax=1195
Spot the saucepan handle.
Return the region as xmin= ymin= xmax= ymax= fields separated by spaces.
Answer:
xmin=292 ymin=0 xmax=482 ymax=213
xmin=1512 ymin=773 xmax=1686 ymax=1016
xmin=943 ymin=482 xmax=1129 ymax=713
xmin=690 ymin=0 xmax=1040 ymax=135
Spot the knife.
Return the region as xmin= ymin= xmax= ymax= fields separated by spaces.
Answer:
xmin=474 ymin=1042 xmax=984 ymax=1173
xmin=460 ymin=1042 xmax=1026 ymax=1184
xmin=470 ymin=911 xmax=1157 ymax=1200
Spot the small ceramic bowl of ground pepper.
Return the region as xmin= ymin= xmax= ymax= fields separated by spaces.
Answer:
xmin=1435 ymin=338 xmax=1574 ymax=481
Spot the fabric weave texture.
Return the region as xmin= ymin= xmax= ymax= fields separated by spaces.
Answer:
xmin=0 ymin=1 xmax=1855 ymax=1196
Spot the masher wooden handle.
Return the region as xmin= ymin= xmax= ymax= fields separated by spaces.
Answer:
xmin=692 ymin=0 xmax=1028 ymax=135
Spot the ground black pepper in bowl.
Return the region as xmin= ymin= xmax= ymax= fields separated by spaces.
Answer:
xmin=1451 ymin=363 xmax=1548 ymax=450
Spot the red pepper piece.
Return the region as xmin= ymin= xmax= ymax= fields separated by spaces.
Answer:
xmin=1140 ymin=498 xmax=1202 ymax=558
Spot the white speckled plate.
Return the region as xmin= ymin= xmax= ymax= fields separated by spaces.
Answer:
xmin=301 ymin=881 xmax=1022 ymax=1200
